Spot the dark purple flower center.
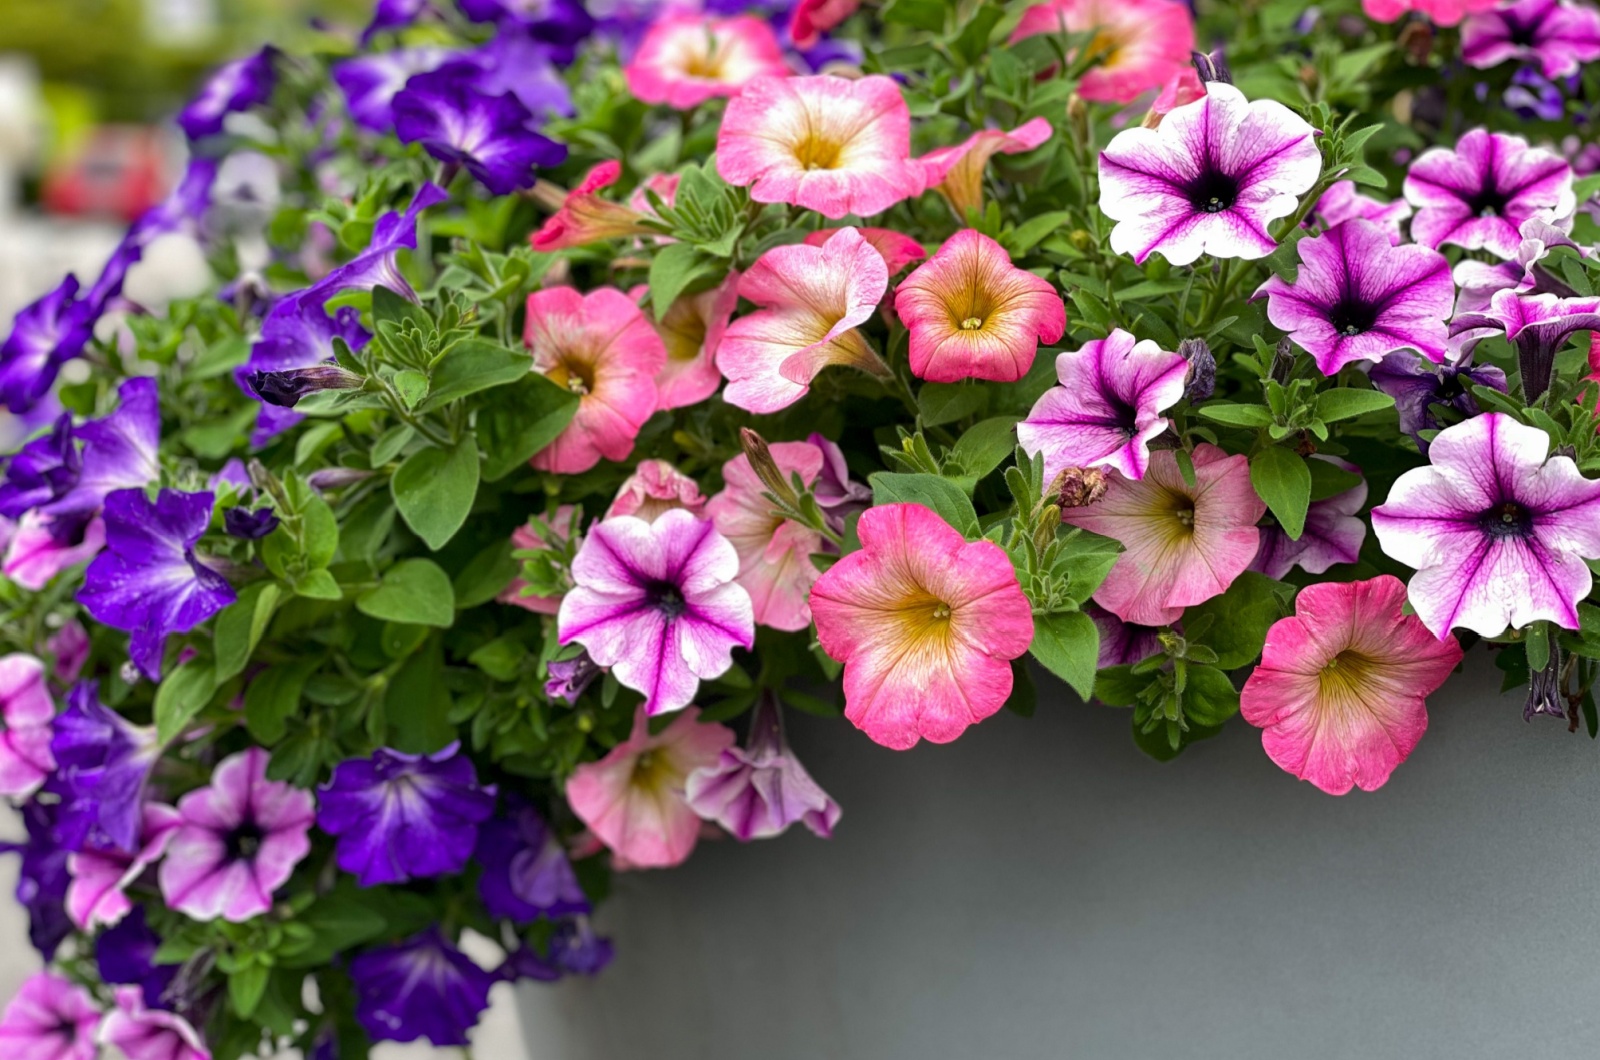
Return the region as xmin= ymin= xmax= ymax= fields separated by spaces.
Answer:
xmin=1327 ymin=298 xmax=1378 ymax=338
xmin=1184 ymin=168 xmax=1239 ymax=214
xmin=1098 ymin=387 xmax=1140 ymax=436
xmin=1505 ymin=17 xmax=1539 ymax=47
xmin=1464 ymin=186 xmax=1508 ymax=218
xmin=225 ymin=820 xmax=266 ymax=861
xmin=1478 ymin=501 xmax=1533 ymax=539
xmin=645 ymin=580 xmax=686 ymax=620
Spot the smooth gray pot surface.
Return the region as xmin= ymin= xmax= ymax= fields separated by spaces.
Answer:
xmin=519 ymin=655 xmax=1600 ymax=1060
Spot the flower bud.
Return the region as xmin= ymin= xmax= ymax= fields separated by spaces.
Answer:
xmin=224 ymin=506 xmax=280 ymax=540
xmin=1178 ymin=338 xmax=1215 ymax=402
xmin=1051 ymin=466 xmax=1109 ymax=511
xmin=1270 ymin=336 xmax=1297 ymax=384
xmin=740 ymin=428 xmax=799 ymax=505
xmin=1190 ymin=48 xmax=1232 ymax=85
xmin=1524 ymin=643 xmax=1566 ymax=722
xmin=247 ymin=364 xmax=365 ymax=408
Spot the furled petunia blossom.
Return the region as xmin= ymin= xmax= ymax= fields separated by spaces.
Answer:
xmin=0 ymin=276 xmax=95 ymax=414
xmin=808 ymin=431 xmax=872 ymax=521
xmin=238 ymin=294 xmax=372 ymax=444
xmin=99 ymin=986 xmax=209 ymax=1060
xmin=393 ymin=62 xmax=566 ymax=194
xmin=475 ymin=800 xmax=590 ymax=921
xmin=558 ymin=509 xmax=754 ymax=715
xmin=525 ymin=286 xmax=665 ymax=474
xmin=918 ymin=118 xmax=1053 ymax=219
xmin=1449 ymin=289 xmax=1600 ymax=403
xmin=0 ymin=971 xmax=101 ymax=1060
xmin=349 ymin=930 xmax=494 ymax=1046
xmin=530 ymin=161 xmax=665 ymax=252
xmin=640 ymin=274 xmax=739 ymax=411
xmin=1461 ymin=0 xmax=1600 ymax=78
xmin=1309 ymin=180 xmax=1412 ymax=245
xmin=334 ymin=47 xmax=457 ymax=133
xmin=545 ymin=651 xmax=601 ymax=704
xmin=1099 ymin=83 xmax=1321 ymax=266
xmin=717 ymin=75 xmax=927 ymax=219
xmin=1403 ymin=129 xmax=1575 ymax=260
xmin=810 ymin=503 xmax=1035 ymax=750
xmin=789 ymin=0 xmax=858 ymax=47
xmin=316 ymin=744 xmax=497 ymax=887
xmin=717 ymin=226 xmax=890 ymax=414
xmin=1010 ymin=0 xmax=1195 ymax=103
xmin=0 ymin=654 xmax=56 ymax=798
xmin=686 ymin=692 xmax=841 ymax=841
xmin=894 ymin=229 xmax=1065 ymax=384
xmin=158 ymin=748 xmax=315 ymax=923
xmin=177 ymin=47 xmax=277 ymax=140
xmin=306 ymin=183 xmax=449 ymax=303
xmin=1017 ymin=328 xmax=1189 ymax=482
xmin=607 ymin=460 xmax=708 ymax=522
xmin=1087 ymin=603 xmax=1165 ymax=669
xmin=565 ymin=705 xmax=735 ymax=868
xmin=48 ymin=682 xmax=162 ymax=854
xmin=706 ymin=441 xmax=826 ymax=631
xmin=802 ymin=227 xmax=926 ymax=275
xmin=1362 ymin=0 xmax=1498 ymax=24
xmin=1063 ymin=444 xmax=1265 ymax=626
xmin=625 ymin=13 xmax=789 ymax=109
xmin=1373 ymin=413 xmax=1600 ymax=638
xmin=65 ymin=803 xmax=181 ymax=931
xmin=1255 ymin=219 xmax=1455 ymax=374
xmin=1241 ymin=576 xmax=1463 ymax=795
xmin=1250 ymin=457 xmax=1368 ymax=579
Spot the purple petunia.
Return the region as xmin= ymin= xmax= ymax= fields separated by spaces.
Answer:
xmin=1461 ymin=0 xmax=1600 ymax=79
xmin=457 ymin=0 xmax=596 ymax=61
xmin=349 ymin=929 xmax=495 ymax=1046
xmin=1449 ymin=289 xmax=1600 ymax=402
xmin=334 ymin=47 xmax=459 ymax=133
xmin=1403 ymin=129 xmax=1575 ymax=260
xmin=466 ymin=29 xmax=575 ymax=120
xmin=474 ymin=800 xmax=589 ymax=921
xmin=1255 ymin=218 xmax=1455 ymax=375
xmin=1087 ymin=603 xmax=1165 ymax=669
xmin=1250 ymin=456 xmax=1368 ymax=579
xmin=48 ymin=681 xmax=163 ymax=854
xmin=544 ymin=651 xmax=601 ymax=704
xmin=1453 ymin=216 xmax=1581 ymax=314
xmin=0 ymin=276 xmax=95 ymax=413
xmin=547 ymin=917 xmax=615 ymax=975
xmin=97 ymin=907 xmax=179 ymax=1010
xmin=305 ymin=183 xmax=449 ymax=304
xmin=0 ymin=800 xmax=73 ymax=959
xmin=685 ymin=692 xmax=841 ymax=842
xmin=237 ymin=294 xmax=371 ymax=445
xmin=316 ymin=744 xmax=497 ymax=887
xmin=177 ymin=47 xmax=279 ymax=140
xmin=362 ymin=0 xmax=432 ymax=43
xmin=0 ymin=415 xmax=80 ymax=533
xmin=1369 ymin=349 xmax=1508 ymax=453
xmin=392 ymin=62 xmax=567 ymax=195
xmin=222 ymin=507 xmax=279 ymax=540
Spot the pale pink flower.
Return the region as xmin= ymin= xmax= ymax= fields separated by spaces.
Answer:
xmin=67 ymin=803 xmax=182 ymax=931
xmin=707 ymin=440 xmax=827 ymax=631
xmin=636 ymin=273 xmax=739 ymax=410
xmin=0 ymin=653 xmax=55 ymax=798
xmin=607 ymin=460 xmax=708 ymax=522
xmin=1011 ymin=0 xmax=1196 ymax=103
xmin=0 ymin=972 xmax=101 ymax=1060
xmin=497 ymin=505 xmax=578 ymax=616
xmin=1363 ymin=0 xmax=1499 ymax=26
xmin=918 ymin=118 xmax=1054 ymax=219
xmin=789 ymin=0 xmax=859 ymax=47
xmin=802 ymin=227 xmax=926 ymax=275
xmin=99 ymin=987 xmax=209 ymax=1060
xmin=625 ymin=13 xmax=789 ymax=110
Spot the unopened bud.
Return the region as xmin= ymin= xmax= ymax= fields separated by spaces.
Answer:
xmin=306 ymin=467 xmax=376 ymax=492
xmin=740 ymin=428 xmax=799 ymax=505
xmin=1067 ymin=94 xmax=1089 ymax=143
xmin=1524 ymin=642 xmax=1565 ymax=722
xmin=1190 ymin=48 xmax=1232 ymax=85
xmin=248 ymin=364 xmax=365 ymax=408
xmin=1051 ymin=466 xmax=1109 ymax=511
xmin=1178 ymin=338 xmax=1215 ymax=402
xmin=1270 ymin=336 xmax=1297 ymax=385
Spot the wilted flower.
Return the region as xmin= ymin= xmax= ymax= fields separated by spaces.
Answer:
xmin=608 ymin=459 xmax=708 ymax=522
xmin=686 ymin=693 xmax=842 ymax=841
xmin=1052 ymin=466 xmax=1111 ymax=510
xmin=544 ymin=651 xmax=601 ymax=703
xmin=1403 ymin=129 xmax=1575 ymax=260
xmin=1449 ymin=289 xmax=1600 ymax=403
xmin=1178 ymin=337 xmax=1215 ymax=402
xmin=1368 ymin=350 xmax=1507 ymax=452
xmin=625 ymin=13 xmax=789 ymax=109
xmin=1087 ymin=603 xmax=1165 ymax=668
xmin=96 ymin=908 xmax=177 ymax=1011
xmin=238 ymin=294 xmax=371 ymax=444
xmin=222 ymin=507 xmax=279 ymax=540
xmin=245 ymin=363 xmax=365 ymax=408
xmin=707 ymin=440 xmax=829 ymax=632
xmin=547 ymin=917 xmax=615 ymax=975
xmin=1011 ymin=0 xmax=1196 ymax=103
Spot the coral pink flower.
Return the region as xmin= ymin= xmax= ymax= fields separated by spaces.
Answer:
xmin=607 ymin=460 xmax=708 ymax=522
xmin=530 ymin=162 xmax=663 ymax=252
xmin=99 ymin=987 xmax=209 ymax=1060
xmin=803 ymin=227 xmax=926 ymax=275
xmin=1241 ymin=576 xmax=1463 ymax=795
xmin=0 ymin=972 xmax=101 ymax=1060
xmin=717 ymin=226 xmax=890 ymax=413
xmin=1011 ymin=0 xmax=1195 ymax=103
xmin=919 ymin=118 xmax=1054 ymax=219
xmin=894 ymin=229 xmax=1065 ymax=383
xmin=67 ymin=803 xmax=182 ymax=931
xmin=625 ymin=13 xmax=789 ymax=110
xmin=565 ymin=705 xmax=735 ymax=868
xmin=717 ymin=75 xmax=926 ymax=219
xmin=497 ymin=505 xmax=578 ymax=615
xmin=789 ymin=0 xmax=859 ymax=47
xmin=638 ymin=273 xmax=739 ymax=411
xmin=809 ymin=503 xmax=1035 ymax=750
xmin=1362 ymin=0 xmax=1499 ymax=26
xmin=1062 ymin=444 xmax=1265 ymax=626
xmin=707 ymin=441 xmax=826 ymax=631
xmin=0 ymin=653 xmax=56 ymax=798
xmin=525 ymin=287 xmax=666 ymax=475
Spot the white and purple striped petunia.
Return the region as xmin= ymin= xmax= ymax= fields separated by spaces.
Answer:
xmin=1461 ymin=0 xmax=1600 ymax=80
xmin=1449 ymin=289 xmax=1600 ymax=401
xmin=1403 ymin=129 xmax=1576 ymax=260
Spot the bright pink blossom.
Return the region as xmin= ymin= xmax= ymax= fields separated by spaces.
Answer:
xmin=99 ymin=987 xmax=209 ymax=1060
xmin=707 ymin=441 xmax=826 ymax=631
xmin=802 ymin=228 xmax=927 ymax=275
xmin=607 ymin=460 xmax=708 ymax=522
xmin=918 ymin=118 xmax=1054 ymax=219
xmin=0 ymin=971 xmax=101 ymax=1060
xmin=639 ymin=273 xmax=739 ymax=410
xmin=67 ymin=803 xmax=182 ymax=931
xmin=529 ymin=161 xmax=662 ymax=252
xmin=1363 ymin=0 xmax=1504 ymax=26
xmin=3 ymin=512 xmax=105 ymax=591
xmin=625 ymin=13 xmax=789 ymax=110
xmin=1403 ymin=129 xmax=1575 ymax=260
xmin=0 ymin=653 xmax=56 ymax=798
xmin=1011 ymin=0 xmax=1196 ymax=103
xmin=1311 ymin=180 xmax=1412 ymax=245
xmin=1462 ymin=0 xmax=1600 ymax=79
xmin=789 ymin=0 xmax=859 ymax=48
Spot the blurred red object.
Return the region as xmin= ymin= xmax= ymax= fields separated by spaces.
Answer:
xmin=42 ymin=125 xmax=170 ymax=222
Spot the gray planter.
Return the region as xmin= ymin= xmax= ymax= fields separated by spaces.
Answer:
xmin=520 ymin=655 xmax=1600 ymax=1060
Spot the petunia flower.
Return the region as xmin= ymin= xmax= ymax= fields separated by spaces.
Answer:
xmin=789 ymin=0 xmax=858 ymax=47
xmin=557 ymin=509 xmax=754 ymax=715
xmin=48 ymin=682 xmax=162 ymax=853
xmin=1362 ymin=0 xmax=1498 ymax=24
xmin=48 ymin=619 xmax=89 ymax=685
xmin=65 ymin=803 xmax=181 ymax=932
xmin=530 ymin=161 xmax=665 ymax=252
xmin=1373 ymin=413 xmax=1600 ymax=639
xmin=810 ymin=503 xmax=1035 ymax=750
xmin=1309 ymin=180 xmax=1412 ymax=245
xmin=0 ymin=276 xmax=95 ymax=414
xmin=1449 ymin=289 xmax=1600 ymax=403
xmin=0 ymin=514 xmax=104 ymax=594
xmin=305 ymin=183 xmax=449 ymax=303
xmin=1250 ymin=456 xmax=1368 ymax=579
xmin=316 ymin=744 xmax=497 ymax=887
xmin=497 ymin=505 xmax=579 ymax=615
xmin=99 ymin=986 xmax=209 ymax=1060
xmin=545 ymin=651 xmax=602 ymax=704
xmin=0 ymin=653 xmax=56 ymax=799
xmin=1452 ymin=217 xmax=1580 ymax=314
xmin=565 ymin=705 xmax=735 ymax=868
xmin=894 ymin=229 xmax=1066 ymax=384
xmin=393 ymin=61 xmax=566 ymax=194
xmin=334 ymin=46 xmax=458 ymax=133
xmin=1099 ymin=83 xmax=1321 ymax=266
xmin=640 ymin=274 xmax=739 ymax=411
xmin=1255 ymin=218 xmax=1455 ymax=375
xmin=808 ymin=431 xmax=872 ymax=521
xmin=0 ymin=972 xmax=101 ymax=1060
xmin=349 ymin=930 xmax=494 ymax=1046
xmin=686 ymin=692 xmax=841 ymax=840
xmin=1241 ymin=576 xmax=1463 ymax=795
xmin=716 ymin=74 xmax=927 ymax=219
xmin=177 ymin=47 xmax=277 ymax=140
xmin=361 ymin=0 xmax=429 ymax=43
xmin=463 ymin=27 xmax=575 ymax=120
xmin=607 ymin=459 xmax=708 ymax=522
xmin=158 ymin=748 xmax=315 ymax=923
xmin=1462 ymin=0 xmax=1600 ymax=79
xmin=0 ymin=415 xmax=79 ymax=521
xmin=0 ymin=800 xmax=72 ymax=958
xmin=918 ymin=118 xmax=1054 ymax=219
xmin=546 ymin=917 xmax=615 ymax=975
xmin=625 ymin=13 xmax=789 ymax=109
xmin=223 ymin=506 xmax=279 ymax=540
xmin=1063 ymin=444 xmax=1265 ymax=626
xmin=717 ymin=226 xmax=890 ymax=414
xmin=474 ymin=800 xmax=590 ymax=921
xmin=1369 ymin=350 xmax=1507 ymax=453
xmin=97 ymin=909 xmax=178 ymax=1011
xmin=1017 ymin=328 xmax=1189 ymax=482
xmin=1010 ymin=0 xmax=1195 ymax=103
xmin=802 ymin=227 xmax=926 ymax=275
xmin=525 ymin=286 xmax=665 ymax=474
xmin=1403 ymin=129 xmax=1575 ymax=260
xmin=706 ymin=440 xmax=827 ymax=632
xmin=238 ymin=296 xmax=371 ymax=443
xmin=1087 ymin=603 xmax=1165 ymax=669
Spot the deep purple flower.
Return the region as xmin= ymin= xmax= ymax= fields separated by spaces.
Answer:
xmin=1250 ymin=456 xmax=1368 ymax=579
xmin=237 ymin=294 xmax=370 ymax=444
xmin=457 ymin=0 xmax=596 ymax=59
xmin=0 ymin=276 xmax=95 ymax=413
xmin=349 ymin=929 xmax=495 ymax=1046
xmin=48 ymin=681 xmax=163 ymax=853
xmin=1087 ymin=603 xmax=1165 ymax=669
xmin=1369 ymin=350 xmax=1508 ymax=453
xmin=1403 ymin=129 xmax=1575 ymax=260
xmin=1450 ymin=289 xmax=1600 ymax=402
xmin=334 ymin=47 xmax=458 ymax=133
xmin=98 ymin=907 xmax=179 ymax=1010
xmin=247 ymin=363 xmax=366 ymax=408
xmin=685 ymin=692 xmax=841 ymax=841
xmin=316 ymin=744 xmax=496 ymax=887
xmin=0 ymin=414 xmax=80 ymax=519
xmin=498 ymin=945 xmax=561 ymax=982
xmin=1462 ymin=0 xmax=1600 ymax=79
xmin=223 ymin=507 xmax=279 ymax=539
xmin=393 ymin=63 xmax=567 ymax=195
xmin=544 ymin=651 xmax=601 ymax=704
xmin=304 ymin=183 xmax=449 ymax=303
xmin=0 ymin=800 xmax=73 ymax=959
xmin=362 ymin=0 xmax=431 ymax=43
xmin=547 ymin=918 xmax=614 ymax=975
xmin=1502 ymin=67 xmax=1573 ymax=121
xmin=177 ymin=47 xmax=279 ymax=140
xmin=475 ymin=800 xmax=589 ymax=921
xmin=209 ymin=458 xmax=251 ymax=494
xmin=78 ymin=489 xmax=237 ymax=681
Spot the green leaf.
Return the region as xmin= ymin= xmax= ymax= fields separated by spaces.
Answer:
xmin=1315 ymin=388 xmax=1395 ymax=423
xmin=1092 ymin=665 xmax=1147 ymax=707
xmin=1183 ymin=665 xmax=1240 ymax=727
xmin=294 ymin=568 xmax=343 ymax=600
xmin=1051 ymin=530 xmax=1122 ymax=606
xmin=1198 ymin=403 xmax=1275 ymax=428
xmin=385 ymin=640 xmax=455 ymax=752
xmin=868 ymin=472 xmax=979 ymax=537
xmin=392 ymin=370 xmax=428 ymax=409
xmin=154 ymin=662 xmax=218 ymax=744
xmin=648 ymin=243 xmax=715 ymax=318
xmin=1250 ymin=447 xmax=1311 ymax=541
xmin=1003 ymin=210 xmax=1074 ymax=255
xmin=950 ymin=416 xmax=1020 ymax=482
xmin=372 ymin=284 xmax=429 ymax=331
xmin=1307 ymin=455 xmax=1363 ymax=501
xmin=213 ymin=583 xmax=282 ymax=682
xmin=1526 ymin=620 xmax=1551 ymax=673
xmin=1029 ymin=610 xmax=1099 ymax=701
xmin=918 ymin=382 xmax=987 ymax=427
xmin=453 ymin=539 xmax=520 ymax=609
xmin=301 ymin=493 xmax=339 ymax=570
xmin=230 ymin=963 xmax=270 ymax=1020
xmin=371 ymin=424 xmax=415 ymax=467
xmin=244 ymin=659 xmax=319 ymax=745
xmin=477 ymin=373 xmax=581 ymax=482
xmin=357 ymin=558 xmax=456 ymax=627
xmin=1184 ymin=571 xmax=1291 ymax=669
xmin=882 ymin=0 xmax=947 ymax=30
xmin=392 ymin=436 xmax=480 ymax=550
xmin=419 ymin=339 xmax=533 ymax=412
xmin=280 ymin=885 xmax=390 ymax=969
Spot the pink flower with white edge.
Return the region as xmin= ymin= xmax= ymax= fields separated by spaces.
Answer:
xmin=565 ymin=704 xmax=735 ymax=868
xmin=895 ymin=229 xmax=1065 ymax=384
xmin=707 ymin=440 xmax=827 ymax=632
xmin=1310 ymin=180 xmax=1412 ymax=245
xmin=530 ymin=162 xmax=663 ymax=252
xmin=809 ymin=503 xmax=1035 ymax=750
xmin=802 ymin=228 xmax=927 ymax=275
xmin=1017 ymin=328 xmax=1189 ymax=482
xmin=157 ymin=747 xmax=315 ymax=923
xmin=1363 ymin=0 xmax=1505 ymax=26
xmin=3 ymin=512 xmax=105 ymax=591
xmin=0 ymin=653 xmax=56 ymax=798
xmin=1062 ymin=444 xmax=1265 ymax=626
xmin=625 ymin=13 xmax=789 ymax=110
xmin=67 ymin=803 xmax=182 ymax=931
xmin=0 ymin=971 xmax=101 ymax=1060
xmin=497 ymin=505 xmax=578 ymax=616
xmin=99 ymin=987 xmax=209 ymax=1060
xmin=607 ymin=460 xmax=708 ymax=523
xmin=918 ymin=117 xmax=1054 ymax=219
xmin=1010 ymin=0 xmax=1195 ymax=103
xmin=717 ymin=226 xmax=890 ymax=414
xmin=1241 ymin=576 xmax=1462 ymax=795
xmin=716 ymin=75 xmax=926 ymax=219
xmin=789 ymin=0 xmax=859 ymax=48
xmin=1462 ymin=0 xmax=1600 ymax=79
xmin=525 ymin=287 xmax=665 ymax=475
xmin=638 ymin=273 xmax=739 ymax=411
xmin=1403 ymin=129 xmax=1575 ymax=260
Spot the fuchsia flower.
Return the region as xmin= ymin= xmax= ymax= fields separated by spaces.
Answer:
xmin=1403 ymin=129 xmax=1575 ymax=260
xmin=802 ymin=227 xmax=926 ymax=275
xmin=894 ymin=229 xmax=1065 ymax=384
xmin=99 ymin=987 xmax=209 ymax=1060
xmin=1373 ymin=413 xmax=1600 ymax=639
xmin=530 ymin=161 xmax=663 ymax=252
xmin=1010 ymin=0 xmax=1195 ymax=103
xmin=1450 ymin=289 xmax=1600 ymax=401
xmin=641 ymin=274 xmax=738 ymax=411
xmin=0 ymin=653 xmax=56 ymax=798
xmin=625 ymin=13 xmax=789 ymax=109
xmin=497 ymin=505 xmax=577 ymax=615
xmin=558 ymin=509 xmax=755 ymax=715
xmin=524 ymin=287 xmax=666 ymax=474
xmin=1251 ymin=457 xmax=1368 ymax=580
xmin=789 ymin=0 xmax=858 ymax=47
xmin=1063 ymin=444 xmax=1265 ymax=626
xmin=608 ymin=460 xmax=708 ymax=522
xmin=565 ymin=705 xmax=735 ymax=868
xmin=1462 ymin=0 xmax=1600 ymax=79
xmin=1362 ymin=0 xmax=1498 ymax=24
xmin=717 ymin=226 xmax=890 ymax=414
xmin=1255 ymin=219 xmax=1455 ymax=375
xmin=158 ymin=748 xmax=315 ymax=923
xmin=809 ymin=503 xmax=1034 ymax=750
xmin=1099 ymin=83 xmax=1321 ymax=266
xmin=1452 ymin=217 xmax=1580 ymax=314
xmin=1241 ymin=576 xmax=1463 ymax=795
xmin=67 ymin=803 xmax=181 ymax=931
xmin=1310 ymin=180 xmax=1411 ymax=245
xmin=918 ymin=118 xmax=1054 ymax=219
xmin=716 ymin=75 xmax=927 ymax=219
xmin=706 ymin=441 xmax=827 ymax=631
xmin=1017 ymin=328 xmax=1189 ymax=482
xmin=0 ymin=972 xmax=101 ymax=1060
xmin=686 ymin=693 xmax=841 ymax=841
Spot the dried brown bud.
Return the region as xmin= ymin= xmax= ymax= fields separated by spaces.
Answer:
xmin=1067 ymin=94 xmax=1089 ymax=142
xmin=740 ymin=428 xmax=799 ymax=505
xmin=1397 ymin=20 xmax=1435 ymax=65
xmin=1177 ymin=338 xmax=1215 ymax=403
xmin=1051 ymin=466 xmax=1109 ymax=511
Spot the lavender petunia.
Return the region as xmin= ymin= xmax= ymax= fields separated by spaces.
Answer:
xmin=1403 ymin=129 xmax=1576 ymax=260
xmin=1461 ymin=0 xmax=1600 ymax=79
xmin=349 ymin=929 xmax=495 ymax=1046
xmin=0 ymin=276 xmax=95 ymax=414
xmin=0 ymin=800 xmax=73 ymax=959
xmin=316 ymin=744 xmax=497 ymax=887
xmin=466 ymin=29 xmax=575 ymax=120
xmin=1372 ymin=413 xmax=1600 ymax=639
xmin=1255 ymin=219 xmax=1454 ymax=375
xmin=685 ymin=692 xmax=841 ymax=841
xmin=304 ymin=183 xmax=449 ymax=304
xmin=1450 ymin=289 xmax=1600 ymax=403
xmin=1250 ymin=456 xmax=1368 ymax=579
xmin=544 ymin=652 xmax=601 ymax=704
xmin=474 ymin=800 xmax=590 ymax=921
xmin=1369 ymin=349 xmax=1507 ymax=453
xmin=1501 ymin=67 xmax=1574 ymax=121
xmin=48 ymin=681 xmax=163 ymax=853
xmin=334 ymin=47 xmax=458 ymax=133
xmin=177 ymin=48 xmax=279 ymax=140
xmin=1087 ymin=603 xmax=1166 ymax=669
xmin=393 ymin=62 xmax=566 ymax=195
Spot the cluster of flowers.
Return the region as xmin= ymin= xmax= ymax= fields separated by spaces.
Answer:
xmin=1 ymin=0 xmax=1600 ymax=1055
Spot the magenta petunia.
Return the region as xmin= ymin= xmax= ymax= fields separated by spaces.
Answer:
xmin=66 ymin=803 xmax=181 ymax=931
xmin=0 ymin=653 xmax=56 ymax=798
xmin=99 ymin=986 xmax=209 ymax=1060
xmin=1403 ymin=129 xmax=1575 ymax=260
xmin=1309 ymin=180 xmax=1411 ymax=245
xmin=607 ymin=460 xmax=708 ymax=523
xmin=1010 ymin=0 xmax=1195 ymax=103
xmin=918 ymin=118 xmax=1053 ymax=219
xmin=1250 ymin=456 xmax=1368 ymax=580
xmin=789 ymin=0 xmax=858 ymax=47
xmin=625 ymin=13 xmax=789 ymax=109
xmin=1452 ymin=217 xmax=1580 ymax=315
xmin=1461 ymin=0 xmax=1600 ymax=79
xmin=1362 ymin=0 xmax=1498 ymax=24
xmin=685 ymin=692 xmax=841 ymax=841
xmin=706 ymin=440 xmax=827 ymax=632
xmin=1450 ymin=289 xmax=1600 ymax=402
xmin=0 ymin=971 xmax=101 ymax=1060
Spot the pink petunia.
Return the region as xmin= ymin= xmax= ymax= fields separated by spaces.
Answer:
xmin=802 ymin=228 xmax=926 ymax=275
xmin=809 ymin=503 xmax=1035 ymax=750
xmin=607 ymin=460 xmax=708 ymax=522
xmin=0 ymin=971 xmax=101 ymax=1060
xmin=1241 ymin=576 xmax=1462 ymax=795
xmin=1363 ymin=0 xmax=1501 ymax=26
xmin=67 ymin=803 xmax=182 ymax=931
xmin=99 ymin=987 xmax=209 ymax=1060
xmin=1011 ymin=0 xmax=1196 ymax=103
xmin=1062 ymin=444 xmax=1265 ymax=626
xmin=1145 ymin=68 xmax=1206 ymax=126
xmin=1310 ymin=180 xmax=1412 ymax=245
xmin=497 ymin=505 xmax=579 ymax=616
xmin=3 ymin=512 xmax=105 ymax=592
xmin=706 ymin=440 xmax=827 ymax=632
xmin=637 ymin=273 xmax=739 ymax=411
xmin=1403 ymin=129 xmax=1575 ymax=260
xmin=0 ymin=653 xmax=56 ymax=798
xmin=789 ymin=0 xmax=859 ymax=48
xmin=524 ymin=287 xmax=666 ymax=474
xmin=918 ymin=118 xmax=1054 ymax=219
xmin=625 ymin=13 xmax=790 ymax=110
xmin=716 ymin=75 xmax=927 ymax=219
xmin=529 ymin=161 xmax=662 ymax=252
